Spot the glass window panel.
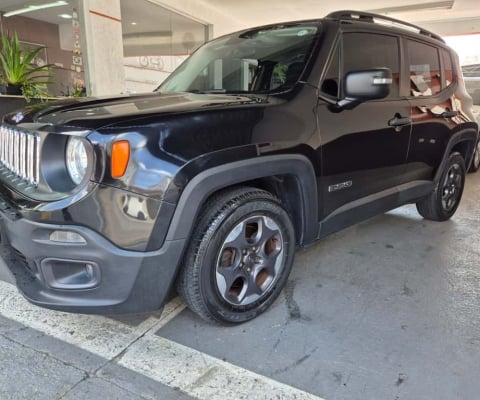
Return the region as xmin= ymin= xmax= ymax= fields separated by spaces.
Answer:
xmin=407 ymin=40 xmax=441 ymax=96
xmin=343 ymin=33 xmax=400 ymax=98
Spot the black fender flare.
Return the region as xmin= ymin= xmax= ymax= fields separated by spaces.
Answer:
xmin=434 ymin=127 xmax=478 ymax=183
xmin=164 ymin=154 xmax=318 ymax=245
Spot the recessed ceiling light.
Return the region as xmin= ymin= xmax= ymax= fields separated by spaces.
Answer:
xmin=4 ymin=1 xmax=68 ymax=17
xmin=131 ymin=22 xmax=137 ymax=25
xmin=58 ymin=14 xmax=73 ymax=19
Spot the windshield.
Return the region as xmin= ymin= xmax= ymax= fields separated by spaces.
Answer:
xmin=158 ymin=22 xmax=320 ymax=94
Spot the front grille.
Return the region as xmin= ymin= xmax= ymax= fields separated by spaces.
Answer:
xmin=0 ymin=124 xmax=40 ymax=186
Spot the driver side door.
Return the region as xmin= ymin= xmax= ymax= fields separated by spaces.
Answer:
xmin=316 ymin=31 xmax=411 ymax=224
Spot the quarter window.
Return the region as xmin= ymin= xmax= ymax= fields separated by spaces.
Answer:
xmin=321 ymin=43 xmax=340 ymax=98
xmin=407 ymin=40 xmax=441 ymax=96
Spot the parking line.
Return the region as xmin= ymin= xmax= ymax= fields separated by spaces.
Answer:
xmin=0 ymin=281 xmax=325 ymax=400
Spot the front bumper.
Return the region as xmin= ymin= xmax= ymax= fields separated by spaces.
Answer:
xmin=0 ymin=199 xmax=185 ymax=314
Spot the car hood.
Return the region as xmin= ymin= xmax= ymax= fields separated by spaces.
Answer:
xmin=2 ymin=91 xmax=269 ymax=130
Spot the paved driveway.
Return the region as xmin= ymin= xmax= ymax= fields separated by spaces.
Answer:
xmin=0 ymin=170 xmax=479 ymax=400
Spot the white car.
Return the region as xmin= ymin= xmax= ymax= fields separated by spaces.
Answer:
xmin=462 ymin=64 xmax=480 ymax=105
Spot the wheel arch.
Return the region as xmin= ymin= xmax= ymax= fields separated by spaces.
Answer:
xmin=164 ymin=154 xmax=319 ymax=246
xmin=435 ymin=126 xmax=478 ymax=183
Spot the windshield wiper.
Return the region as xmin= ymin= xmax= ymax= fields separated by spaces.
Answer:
xmin=186 ymin=89 xmax=227 ymax=94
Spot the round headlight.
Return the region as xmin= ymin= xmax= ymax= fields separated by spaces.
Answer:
xmin=66 ymin=137 xmax=88 ymax=185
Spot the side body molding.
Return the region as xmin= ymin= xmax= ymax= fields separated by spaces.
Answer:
xmin=165 ymin=154 xmax=319 ymax=245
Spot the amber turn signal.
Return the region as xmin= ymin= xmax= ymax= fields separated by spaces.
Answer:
xmin=111 ymin=140 xmax=130 ymax=178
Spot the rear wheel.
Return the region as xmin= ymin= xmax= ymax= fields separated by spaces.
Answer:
xmin=176 ymin=187 xmax=295 ymax=324
xmin=416 ymin=153 xmax=465 ymax=221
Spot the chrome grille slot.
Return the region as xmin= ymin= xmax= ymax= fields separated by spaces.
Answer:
xmin=0 ymin=124 xmax=40 ymax=186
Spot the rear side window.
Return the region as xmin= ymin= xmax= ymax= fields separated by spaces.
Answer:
xmin=407 ymin=40 xmax=441 ymax=96
xmin=342 ymin=33 xmax=400 ymax=98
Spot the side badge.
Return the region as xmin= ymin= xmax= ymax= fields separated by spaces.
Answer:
xmin=328 ymin=180 xmax=352 ymax=192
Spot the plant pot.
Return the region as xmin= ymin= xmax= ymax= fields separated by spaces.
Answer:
xmin=5 ymin=84 xmax=22 ymax=95
xmin=0 ymin=84 xmax=6 ymax=94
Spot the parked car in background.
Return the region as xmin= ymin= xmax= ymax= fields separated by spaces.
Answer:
xmin=462 ymin=64 xmax=480 ymax=105
xmin=463 ymin=64 xmax=480 ymax=172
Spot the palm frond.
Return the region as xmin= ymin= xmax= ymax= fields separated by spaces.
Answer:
xmin=0 ymin=32 xmax=54 ymax=93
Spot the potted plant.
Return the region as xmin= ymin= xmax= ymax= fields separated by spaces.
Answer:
xmin=0 ymin=32 xmax=54 ymax=101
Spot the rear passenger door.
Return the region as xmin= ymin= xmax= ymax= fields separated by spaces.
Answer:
xmin=316 ymin=31 xmax=411 ymax=220
xmin=405 ymin=39 xmax=457 ymax=181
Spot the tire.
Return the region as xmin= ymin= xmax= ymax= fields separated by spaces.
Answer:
xmin=468 ymin=139 xmax=480 ymax=173
xmin=416 ymin=152 xmax=465 ymax=221
xmin=176 ymin=186 xmax=295 ymax=325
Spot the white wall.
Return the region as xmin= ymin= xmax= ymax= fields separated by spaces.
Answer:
xmin=151 ymin=0 xmax=243 ymax=37
xmin=81 ymin=0 xmax=126 ymax=95
xmin=124 ymin=55 xmax=187 ymax=93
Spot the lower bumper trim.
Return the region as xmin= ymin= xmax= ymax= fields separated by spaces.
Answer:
xmin=0 ymin=214 xmax=186 ymax=314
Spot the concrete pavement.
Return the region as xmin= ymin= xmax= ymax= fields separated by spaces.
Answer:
xmin=0 ymin=164 xmax=479 ymax=400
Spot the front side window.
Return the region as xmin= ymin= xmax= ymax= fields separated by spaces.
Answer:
xmin=321 ymin=33 xmax=400 ymax=99
xmin=342 ymin=33 xmax=400 ymax=98
xmin=158 ymin=23 xmax=320 ymax=94
xmin=407 ymin=40 xmax=441 ymax=96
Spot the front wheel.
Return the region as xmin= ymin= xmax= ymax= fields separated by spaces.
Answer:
xmin=176 ymin=187 xmax=295 ymax=324
xmin=416 ymin=153 xmax=465 ymax=221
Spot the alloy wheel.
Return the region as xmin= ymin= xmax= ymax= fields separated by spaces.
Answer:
xmin=215 ymin=215 xmax=284 ymax=306
xmin=441 ymin=163 xmax=463 ymax=212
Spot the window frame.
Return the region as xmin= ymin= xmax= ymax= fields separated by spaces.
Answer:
xmin=319 ymin=29 xmax=404 ymax=102
xmin=440 ymin=47 xmax=455 ymax=89
xmin=404 ymin=37 xmax=446 ymax=99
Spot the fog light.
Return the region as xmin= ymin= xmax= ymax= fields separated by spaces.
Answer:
xmin=41 ymin=259 xmax=100 ymax=289
xmin=49 ymin=230 xmax=86 ymax=243
xmin=85 ymin=263 xmax=94 ymax=279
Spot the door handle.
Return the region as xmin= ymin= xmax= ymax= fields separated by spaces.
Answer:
xmin=388 ymin=115 xmax=411 ymax=127
xmin=440 ymin=110 xmax=458 ymax=118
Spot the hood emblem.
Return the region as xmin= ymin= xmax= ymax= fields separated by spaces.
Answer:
xmin=12 ymin=112 xmax=24 ymax=124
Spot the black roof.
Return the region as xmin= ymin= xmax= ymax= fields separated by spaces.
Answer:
xmin=326 ymin=10 xmax=445 ymax=43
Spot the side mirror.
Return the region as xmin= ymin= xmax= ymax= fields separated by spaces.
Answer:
xmin=335 ymin=68 xmax=392 ymax=110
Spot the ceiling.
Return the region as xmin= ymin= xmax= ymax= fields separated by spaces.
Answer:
xmin=0 ymin=0 xmax=73 ymax=25
xmin=154 ymin=0 xmax=480 ymax=37
xmin=0 ymin=0 xmax=479 ymax=51
xmin=199 ymin=0 xmax=480 ymax=25
xmin=0 ymin=0 xmax=207 ymax=56
xmin=1 ymin=0 xmax=479 ymax=29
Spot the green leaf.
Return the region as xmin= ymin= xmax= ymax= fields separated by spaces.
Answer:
xmin=0 ymin=32 xmax=54 ymax=95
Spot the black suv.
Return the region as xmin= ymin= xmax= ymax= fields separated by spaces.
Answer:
xmin=0 ymin=11 xmax=478 ymax=324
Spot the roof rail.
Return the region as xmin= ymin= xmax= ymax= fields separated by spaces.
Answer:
xmin=326 ymin=10 xmax=445 ymax=43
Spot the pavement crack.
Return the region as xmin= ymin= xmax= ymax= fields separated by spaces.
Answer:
xmin=102 ymin=300 xmax=187 ymax=369
xmin=107 ymin=317 xmax=162 ymax=367
xmin=273 ymin=346 xmax=319 ymax=375
xmin=284 ymin=279 xmax=302 ymax=320
xmin=56 ymin=371 xmax=90 ymax=400
xmin=187 ymin=366 xmax=219 ymax=390
xmin=95 ymin=376 xmax=152 ymax=400
xmin=0 ymin=331 xmax=88 ymax=374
